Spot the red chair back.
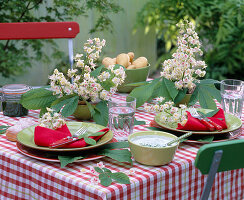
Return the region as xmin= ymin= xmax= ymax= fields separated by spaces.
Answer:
xmin=0 ymin=22 xmax=79 ymax=40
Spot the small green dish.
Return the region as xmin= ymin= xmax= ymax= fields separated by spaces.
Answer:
xmin=118 ymin=65 xmax=150 ymax=93
xmin=128 ymin=131 xmax=179 ymax=166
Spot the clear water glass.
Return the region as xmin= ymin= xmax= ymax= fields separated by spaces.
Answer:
xmin=108 ymin=96 xmax=136 ymax=141
xmin=220 ymin=79 xmax=244 ymax=118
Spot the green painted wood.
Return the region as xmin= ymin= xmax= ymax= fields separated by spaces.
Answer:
xmin=195 ymin=139 xmax=244 ymax=174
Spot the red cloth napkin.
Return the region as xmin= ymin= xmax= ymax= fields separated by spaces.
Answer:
xmin=177 ymin=108 xmax=227 ymax=131
xmin=34 ymin=124 xmax=109 ymax=148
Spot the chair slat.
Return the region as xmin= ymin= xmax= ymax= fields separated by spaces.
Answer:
xmin=0 ymin=22 xmax=79 ymax=40
xmin=195 ymin=139 xmax=244 ymax=174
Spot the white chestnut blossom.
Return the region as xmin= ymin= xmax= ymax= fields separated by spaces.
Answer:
xmin=49 ymin=38 xmax=126 ymax=103
xmin=144 ymin=98 xmax=188 ymax=127
xmin=161 ymin=20 xmax=207 ymax=91
xmin=39 ymin=108 xmax=66 ymax=130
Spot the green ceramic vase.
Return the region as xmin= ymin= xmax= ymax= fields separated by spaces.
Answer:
xmin=176 ymin=93 xmax=192 ymax=106
xmin=72 ymin=103 xmax=94 ymax=120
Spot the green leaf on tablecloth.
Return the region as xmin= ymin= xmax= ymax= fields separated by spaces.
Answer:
xmin=163 ymin=77 xmax=179 ymax=100
xmin=20 ymin=88 xmax=57 ymax=110
xmin=99 ymin=173 xmax=112 ymax=186
xmin=134 ymin=118 xmax=146 ymax=126
xmin=147 ymin=127 xmax=162 ymax=131
xmin=96 ymin=167 xmax=130 ymax=186
xmin=57 ymin=142 xmax=131 ymax=168
xmin=0 ymin=125 xmax=10 ymax=134
xmin=98 ymin=142 xmax=129 ymax=150
xmin=83 ymin=136 xmax=96 ymax=145
xmin=97 ymin=149 xmax=133 ymax=165
xmin=93 ymin=100 xmax=108 ymax=126
xmin=58 ymin=155 xmax=85 ymax=168
xmin=103 ymin=168 xmax=112 ymax=173
xmin=94 ymin=167 xmax=104 ymax=174
xmin=197 ymin=135 xmax=214 ymax=143
xmin=110 ymin=172 xmax=131 ymax=184
xmin=129 ymin=78 xmax=161 ymax=108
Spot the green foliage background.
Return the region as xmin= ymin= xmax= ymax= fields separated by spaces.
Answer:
xmin=0 ymin=0 xmax=121 ymax=78
xmin=136 ymin=0 xmax=244 ymax=80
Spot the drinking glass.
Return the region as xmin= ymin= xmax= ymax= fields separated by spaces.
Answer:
xmin=108 ymin=96 xmax=136 ymax=141
xmin=220 ymin=79 xmax=244 ymax=118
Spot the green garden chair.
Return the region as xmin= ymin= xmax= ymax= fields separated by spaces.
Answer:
xmin=195 ymin=139 xmax=244 ymax=200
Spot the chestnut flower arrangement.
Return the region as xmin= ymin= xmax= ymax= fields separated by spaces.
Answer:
xmin=49 ymin=38 xmax=125 ymax=102
xmin=129 ymin=20 xmax=221 ymax=110
xmin=20 ymin=38 xmax=126 ymax=126
xmin=161 ymin=21 xmax=207 ymax=92
xmin=144 ymin=97 xmax=188 ymax=127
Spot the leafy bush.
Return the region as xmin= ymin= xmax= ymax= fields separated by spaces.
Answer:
xmin=0 ymin=0 xmax=122 ymax=78
xmin=136 ymin=0 xmax=244 ymax=80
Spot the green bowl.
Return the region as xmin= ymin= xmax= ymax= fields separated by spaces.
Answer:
xmin=128 ymin=131 xmax=179 ymax=166
xmin=117 ymin=65 xmax=150 ymax=93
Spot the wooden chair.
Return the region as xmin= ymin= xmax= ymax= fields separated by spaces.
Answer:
xmin=0 ymin=22 xmax=80 ymax=72
xmin=195 ymin=139 xmax=244 ymax=200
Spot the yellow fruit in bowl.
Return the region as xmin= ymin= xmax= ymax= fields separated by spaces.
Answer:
xmin=102 ymin=57 xmax=116 ymax=68
xmin=116 ymin=53 xmax=130 ymax=68
xmin=132 ymin=57 xmax=148 ymax=69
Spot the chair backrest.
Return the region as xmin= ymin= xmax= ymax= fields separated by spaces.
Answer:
xmin=0 ymin=22 xmax=79 ymax=40
xmin=195 ymin=139 xmax=244 ymax=200
xmin=0 ymin=22 xmax=80 ymax=78
xmin=195 ymin=139 xmax=244 ymax=174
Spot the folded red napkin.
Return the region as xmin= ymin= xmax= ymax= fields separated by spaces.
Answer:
xmin=34 ymin=124 xmax=109 ymax=148
xmin=177 ymin=108 xmax=227 ymax=131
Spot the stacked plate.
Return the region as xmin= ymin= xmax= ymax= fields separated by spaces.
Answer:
xmin=16 ymin=122 xmax=114 ymax=162
xmin=152 ymin=109 xmax=242 ymax=144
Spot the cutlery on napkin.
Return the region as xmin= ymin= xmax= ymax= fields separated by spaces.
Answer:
xmin=189 ymin=107 xmax=223 ymax=131
xmin=150 ymin=108 xmax=227 ymax=132
xmin=34 ymin=124 xmax=109 ymax=148
xmin=177 ymin=108 xmax=227 ymax=131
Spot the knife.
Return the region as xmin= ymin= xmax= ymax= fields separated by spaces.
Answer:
xmin=197 ymin=112 xmax=223 ymax=131
xmin=189 ymin=108 xmax=215 ymax=131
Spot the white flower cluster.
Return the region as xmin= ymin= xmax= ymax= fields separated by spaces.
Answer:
xmin=161 ymin=20 xmax=207 ymax=91
xmin=144 ymin=97 xmax=188 ymax=127
xmin=49 ymin=38 xmax=126 ymax=102
xmin=39 ymin=108 xmax=66 ymax=130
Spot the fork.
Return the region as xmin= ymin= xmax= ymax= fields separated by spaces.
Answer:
xmin=189 ymin=107 xmax=215 ymax=131
xmin=49 ymin=126 xmax=88 ymax=148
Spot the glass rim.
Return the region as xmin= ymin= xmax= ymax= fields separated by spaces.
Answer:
xmin=220 ymin=79 xmax=243 ymax=86
xmin=107 ymin=96 xmax=136 ymax=104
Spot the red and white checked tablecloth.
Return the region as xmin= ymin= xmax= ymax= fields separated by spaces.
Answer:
xmin=0 ymin=93 xmax=243 ymax=200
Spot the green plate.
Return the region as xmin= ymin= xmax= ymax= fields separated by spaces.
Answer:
xmin=155 ymin=108 xmax=242 ymax=135
xmin=17 ymin=122 xmax=113 ymax=152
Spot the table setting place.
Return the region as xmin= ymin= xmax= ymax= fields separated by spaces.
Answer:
xmin=1 ymin=21 xmax=244 ymax=200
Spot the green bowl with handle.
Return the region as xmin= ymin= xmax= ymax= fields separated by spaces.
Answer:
xmin=117 ymin=65 xmax=150 ymax=93
xmin=128 ymin=131 xmax=179 ymax=166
